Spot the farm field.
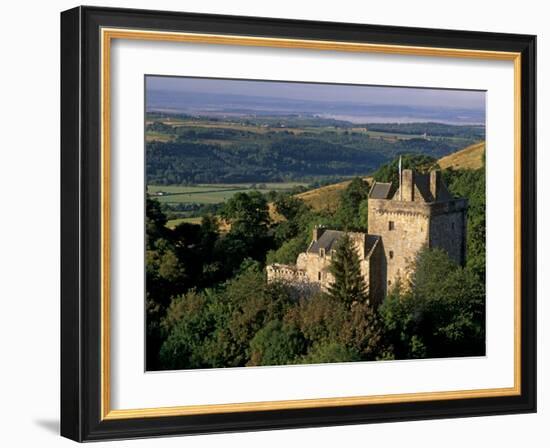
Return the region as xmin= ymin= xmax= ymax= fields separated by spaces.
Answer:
xmin=148 ymin=182 xmax=307 ymax=205
xmin=146 ymin=118 xmax=473 ymax=143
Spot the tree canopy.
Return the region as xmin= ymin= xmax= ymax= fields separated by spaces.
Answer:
xmin=327 ymin=233 xmax=368 ymax=306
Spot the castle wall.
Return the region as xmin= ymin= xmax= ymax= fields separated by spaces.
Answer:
xmin=269 ymin=233 xmax=378 ymax=302
xmin=297 ymin=252 xmax=333 ymax=289
xmin=266 ymin=262 xmax=321 ymax=295
xmin=367 ymin=240 xmax=385 ymax=306
xmin=429 ymin=201 xmax=467 ymax=265
xmin=296 ymin=246 xmax=371 ymax=293
xmin=368 ymin=196 xmax=468 ymax=294
xmin=368 ymin=199 xmax=430 ymax=293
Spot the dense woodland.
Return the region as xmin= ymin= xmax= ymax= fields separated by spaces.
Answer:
xmin=146 ymin=153 xmax=486 ymax=370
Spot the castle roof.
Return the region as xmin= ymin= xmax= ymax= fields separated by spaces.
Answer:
xmin=369 ymin=182 xmax=393 ymax=199
xmin=308 ymin=230 xmax=345 ymax=254
xmin=307 ymin=230 xmax=380 ymax=260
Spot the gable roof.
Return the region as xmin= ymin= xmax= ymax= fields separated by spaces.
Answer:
xmin=308 ymin=230 xmax=345 ymax=254
xmin=369 ymin=182 xmax=393 ymax=199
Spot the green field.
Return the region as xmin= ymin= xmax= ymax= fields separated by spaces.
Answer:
xmin=148 ymin=182 xmax=307 ymax=205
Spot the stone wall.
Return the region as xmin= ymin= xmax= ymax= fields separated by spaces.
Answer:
xmin=295 ymin=239 xmax=371 ymax=293
xmin=368 ymin=199 xmax=430 ymax=293
xmin=428 ymin=200 xmax=468 ymax=265
xmin=368 ymin=196 xmax=468 ymax=294
xmin=268 ymin=231 xmax=376 ymax=301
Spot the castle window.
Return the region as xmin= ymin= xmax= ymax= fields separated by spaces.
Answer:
xmin=389 ymin=221 xmax=395 ymax=230
xmin=389 ymin=250 xmax=394 ymax=259
xmin=318 ymin=272 xmax=321 ymax=281
xmin=388 ymin=280 xmax=392 ymax=286
xmin=319 ymin=248 xmax=325 ymax=258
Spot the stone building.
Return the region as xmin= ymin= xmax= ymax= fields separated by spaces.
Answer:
xmin=267 ymin=168 xmax=467 ymax=303
xmin=267 ymin=229 xmax=384 ymax=304
xmin=368 ymin=169 xmax=467 ymax=295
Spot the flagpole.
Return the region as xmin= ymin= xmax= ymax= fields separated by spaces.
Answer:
xmin=399 ymin=156 xmax=402 ymax=201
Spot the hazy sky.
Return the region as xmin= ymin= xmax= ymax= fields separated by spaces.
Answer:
xmin=146 ymin=76 xmax=485 ymax=110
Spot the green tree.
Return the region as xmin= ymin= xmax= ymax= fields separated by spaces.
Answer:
xmin=220 ymin=191 xmax=273 ymax=267
xmin=380 ymin=247 xmax=485 ymax=359
xmin=274 ymin=193 xmax=308 ymax=221
xmin=443 ymin=167 xmax=486 ymax=281
xmin=339 ymin=301 xmax=386 ymax=360
xmin=286 ymin=294 xmax=348 ymax=346
xmin=327 ymin=233 xmax=368 ymax=305
xmin=222 ymin=191 xmax=270 ymax=239
xmin=335 ymin=177 xmax=370 ymax=230
xmin=266 ymin=235 xmax=308 ymax=265
xmin=373 ymin=154 xmax=437 ymax=186
xmin=159 ymin=290 xmax=216 ymax=369
xmin=302 ymin=342 xmax=360 ymax=364
xmin=248 ymin=320 xmax=306 ymax=366
xmin=145 ymin=197 xmax=168 ymax=250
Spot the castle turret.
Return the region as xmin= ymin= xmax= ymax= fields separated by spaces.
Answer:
xmin=368 ymin=168 xmax=467 ymax=294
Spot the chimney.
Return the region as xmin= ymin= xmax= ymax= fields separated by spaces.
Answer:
xmin=312 ymin=225 xmax=326 ymax=242
xmin=430 ymin=170 xmax=441 ymax=201
xmin=401 ymin=169 xmax=414 ymax=201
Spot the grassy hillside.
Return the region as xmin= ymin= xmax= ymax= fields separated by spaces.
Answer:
xmin=295 ymin=142 xmax=485 ymax=211
xmin=295 ymin=177 xmax=372 ymax=212
xmin=437 ymin=142 xmax=485 ymax=170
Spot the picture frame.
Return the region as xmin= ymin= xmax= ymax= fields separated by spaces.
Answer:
xmin=60 ymin=5 xmax=536 ymax=442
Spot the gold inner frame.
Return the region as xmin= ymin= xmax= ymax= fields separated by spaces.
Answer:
xmin=100 ymin=27 xmax=522 ymax=420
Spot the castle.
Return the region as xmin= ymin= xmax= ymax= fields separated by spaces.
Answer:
xmin=266 ymin=168 xmax=468 ymax=305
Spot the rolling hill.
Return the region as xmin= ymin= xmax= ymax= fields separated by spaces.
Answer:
xmin=437 ymin=141 xmax=485 ymax=171
xmin=295 ymin=142 xmax=485 ymax=212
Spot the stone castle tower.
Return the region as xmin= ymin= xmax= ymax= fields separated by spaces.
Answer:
xmin=367 ymin=169 xmax=467 ymax=295
xmin=267 ymin=167 xmax=467 ymax=304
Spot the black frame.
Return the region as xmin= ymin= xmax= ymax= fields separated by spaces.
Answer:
xmin=61 ymin=6 xmax=537 ymax=442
